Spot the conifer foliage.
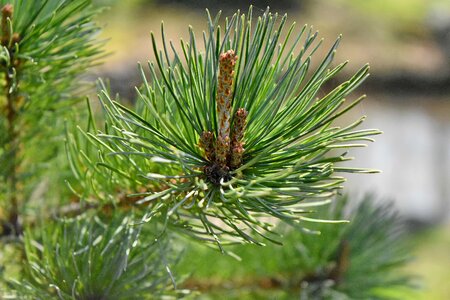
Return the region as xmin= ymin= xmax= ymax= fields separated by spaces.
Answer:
xmin=0 ymin=0 xmax=103 ymax=236
xmin=16 ymin=215 xmax=184 ymax=299
xmin=296 ymin=197 xmax=414 ymax=299
xmin=71 ymin=7 xmax=381 ymax=246
xmin=0 ymin=1 xmax=417 ymax=299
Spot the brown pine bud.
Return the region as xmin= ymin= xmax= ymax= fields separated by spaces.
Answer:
xmin=230 ymin=142 xmax=244 ymax=169
xmin=199 ymin=131 xmax=215 ymax=161
xmin=1 ymin=4 xmax=13 ymax=46
xmin=215 ymin=135 xmax=230 ymax=169
xmin=231 ymin=108 xmax=248 ymax=147
xmin=11 ymin=32 xmax=19 ymax=44
xmin=2 ymin=4 xmax=13 ymax=20
xmin=216 ymin=50 xmax=238 ymax=144
xmin=229 ymin=108 xmax=248 ymax=169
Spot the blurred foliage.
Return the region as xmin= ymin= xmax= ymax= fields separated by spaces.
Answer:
xmin=13 ymin=213 xmax=187 ymax=299
xmin=175 ymin=196 xmax=417 ymax=299
xmin=406 ymin=226 xmax=450 ymax=300
xmin=0 ymin=0 xmax=104 ymax=235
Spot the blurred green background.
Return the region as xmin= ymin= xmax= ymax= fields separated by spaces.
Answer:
xmin=91 ymin=0 xmax=450 ymax=298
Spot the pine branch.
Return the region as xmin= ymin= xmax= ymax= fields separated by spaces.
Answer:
xmin=70 ymin=7 xmax=381 ymax=247
xmin=0 ymin=3 xmax=416 ymax=300
xmin=0 ymin=0 xmax=104 ymax=237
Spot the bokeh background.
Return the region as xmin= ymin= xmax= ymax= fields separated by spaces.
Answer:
xmin=91 ymin=0 xmax=450 ymax=298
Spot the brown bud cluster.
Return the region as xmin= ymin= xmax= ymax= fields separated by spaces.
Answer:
xmin=198 ymin=50 xmax=248 ymax=184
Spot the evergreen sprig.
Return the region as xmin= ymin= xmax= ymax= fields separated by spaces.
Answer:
xmin=0 ymin=0 xmax=103 ymax=235
xmin=70 ymin=7 xmax=381 ymax=246
xmin=14 ymin=214 xmax=186 ymax=299
xmin=297 ymin=196 xmax=415 ymax=299
xmin=0 ymin=2 xmax=418 ymax=300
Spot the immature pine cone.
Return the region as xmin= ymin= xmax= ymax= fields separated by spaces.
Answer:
xmin=215 ymin=50 xmax=238 ymax=168
xmin=230 ymin=108 xmax=248 ymax=168
xmin=199 ymin=131 xmax=215 ymax=161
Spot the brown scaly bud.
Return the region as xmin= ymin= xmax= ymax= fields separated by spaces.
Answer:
xmin=216 ymin=50 xmax=238 ymax=146
xmin=11 ymin=32 xmax=19 ymax=44
xmin=230 ymin=142 xmax=244 ymax=169
xmin=229 ymin=108 xmax=248 ymax=169
xmin=1 ymin=4 xmax=13 ymax=46
xmin=1 ymin=4 xmax=13 ymax=21
xmin=231 ymin=108 xmax=248 ymax=147
xmin=199 ymin=131 xmax=215 ymax=161
xmin=215 ymin=135 xmax=230 ymax=169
